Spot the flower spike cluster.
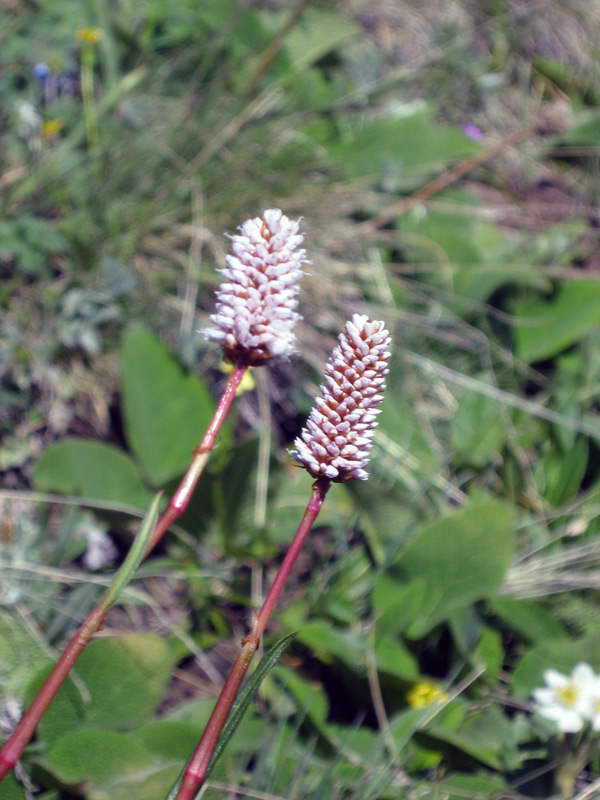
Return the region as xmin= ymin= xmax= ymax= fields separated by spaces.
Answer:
xmin=204 ymin=209 xmax=306 ymax=366
xmin=292 ymin=314 xmax=391 ymax=482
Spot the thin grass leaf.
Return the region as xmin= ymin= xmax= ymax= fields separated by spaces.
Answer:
xmin=164 ymin=632 xmax=297 ymax=800
xmin=102 ymin=492 xmax=162 ymax=610
xmin=207 ymin=632 xmax=297 ymax=776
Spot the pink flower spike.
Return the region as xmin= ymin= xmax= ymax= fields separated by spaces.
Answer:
xmin=204 ymin=209 xmax=307 ymax=366
xmin=292 ymin=314 xmax=391 ymax=482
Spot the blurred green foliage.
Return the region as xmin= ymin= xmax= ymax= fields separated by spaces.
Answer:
xmin=2 ymin=0 xmax=600 ymax=798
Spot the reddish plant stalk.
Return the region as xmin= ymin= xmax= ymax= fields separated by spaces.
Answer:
xmin=175 ymin=477 xmax=331 ymax=800
xmin=0 ymin=365 xmax=247 ymax=783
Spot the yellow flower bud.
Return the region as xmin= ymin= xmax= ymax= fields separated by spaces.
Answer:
xmin=406 ymin=681 xmax=448 ymax=709
xmin=41 ymin=119 xmax=64 ymax=138
xmin=76 ymin=26 xmax=103 ymax=44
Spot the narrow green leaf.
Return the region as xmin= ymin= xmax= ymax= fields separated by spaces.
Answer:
xmin=103 ymin=493 xmax=162 ymax=610
xmin=207 ymin=632 xmax=297 ymax=776
xmin=165 ymin=633 xmax=296 ymax=800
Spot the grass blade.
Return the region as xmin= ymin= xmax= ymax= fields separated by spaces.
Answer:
xmin=206 ymin=632 xmax=297 ymax=776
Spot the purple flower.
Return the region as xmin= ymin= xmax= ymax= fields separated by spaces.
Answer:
xmin=291 ymin=315 xmax=391 ymax=482
xmin=462 ymin=123 xmax=484 ymax=141
xmin=204 ymin=210 xmax=306 ymax=366
xmin=32 ymin=63 xmax=51 ymax=83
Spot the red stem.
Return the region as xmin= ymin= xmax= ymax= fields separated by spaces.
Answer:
xmin=175 ymin=478 xmax=331 ymax=800
xmin=0 ymin=365 xmax=248 ymax=782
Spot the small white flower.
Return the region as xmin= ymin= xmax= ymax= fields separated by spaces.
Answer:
xmin=82 ymin=525 xmax=117 ymax=571
xmin=581 ymin=673 xmax=600 ymax=731
xmin=532 ymin=663 xmax=597 ymax=733
xmin=291 ymin=314 xmax=391 ymax=482
xmin=14 ymin=100 xmax=41 ymax=137
xmin=204 ymin=209 xmax=307 ymax=365
xmin=0 ymin=697 xmax=23 ymax=737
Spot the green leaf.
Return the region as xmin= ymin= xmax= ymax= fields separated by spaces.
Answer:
xmin=296 ymin=620 xmax=365 ymax=670
xmin=535 ymin=436 xmax=589 ymax=506
xmin=43 ymin=728 xmax=160 ymax=800
xmin=489 ymin=597 xmax=568 ymax=643
xmin=25 ymin=663 xmax=86 ymax=745
xmin=511 ymin=633 xmax=600 ymax=698
xmin=397 ymin=194 xmax=544 ymax=302
xmin=325 ymin=723 xmax=382 ymax=762
xmin=389 ymin=707 xmax=432 ymax=750
xmin=428 ymin=707 xmax=514 ymax=769
xmin=317 ymin=547 xmax=374 ymax=624
xmin=134 ymin=720 xmax=197 ymax=760
xmin=120 ymin=325 xmax=215 ymax=486
xmin=430 ymin=772 xmax=507 ymax=799
xmin=103 ymin=493 xmax=161 ymax=609
xmin=26 ymin=633 xmax=176 ymax=747
xmin=0 ymin=611 xmax=51 ymax=699
xmin=327 ymin=111 xmax=480 ymax=182
xmin=34 ymin=438 xmax=152 ymax=509
xmin=164 ymin=697 xmax=216 ymax=727
xmin=268 ymin=469 xmax=353 ymax=548
xmin=376 ymin=386 xmax=441 ymax=486
xmin=282 ymin=8 xmax=360 ymax=73
xmin=373 ymin=576 xmax=428 ymax=638
xmin=166 ymin=634 xmax=296 ymax=799
xmin=374 ymin=636 xmax=419 ymax=680
xmin=473 ymin=627 xmax=504 ymax=677
xmin=514 ymin=280 xmax=600 ymax=362
xmin=76 ymin=634 xmax=177 ymax=729
xmin=276 ymin=663 xmax=329 ymax=727
xmin=560 ymin=112 xmax=600 ymax=144
xmin=448 ymin=605 xmax=483 ymax=656
xmin=209 ymin=633 xmax=296 ymax=774
xmin=450 ymin=386 xmax=506 ymax=467
xmin=396 ymin=498 xmax=516 ymax=636
xmin=0 ymin=773 xmax=27 ymax=799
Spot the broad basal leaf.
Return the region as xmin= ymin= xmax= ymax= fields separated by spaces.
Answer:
xmin=514 ymin=279 xmax=600 ymax=362
xmin=121 ymin=325 xmax=215 ymax=486
xmin=34 ymin=438 xmax=152 ymax=509
xmin=394 ymin=498 xmax=516 ymax=637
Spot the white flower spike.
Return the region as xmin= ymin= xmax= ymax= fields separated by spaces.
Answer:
xmin=532 ymin=663 xmax=597 ymax=733
xmin=292 ymin=314 xmax=391 ymax=482
xmin=204 ymin=209 xmax=306 ymax=365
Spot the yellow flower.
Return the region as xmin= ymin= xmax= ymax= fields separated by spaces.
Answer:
xmin=219 ymin=362 xmax=256 ymax=395
xmin=41 ymin=119 xmax=64 ymax=138
xmin=76 ymin=26 xmax=103 ymax=45
xmin=407 ymin=681 xmax=448 ymax=709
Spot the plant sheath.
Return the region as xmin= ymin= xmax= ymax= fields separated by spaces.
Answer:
xmin=174 ymin=477 xmax=331 ymax=800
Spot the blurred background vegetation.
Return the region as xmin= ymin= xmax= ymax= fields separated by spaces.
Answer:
xmin=1 ymin=0 xmax=600 ymax=798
